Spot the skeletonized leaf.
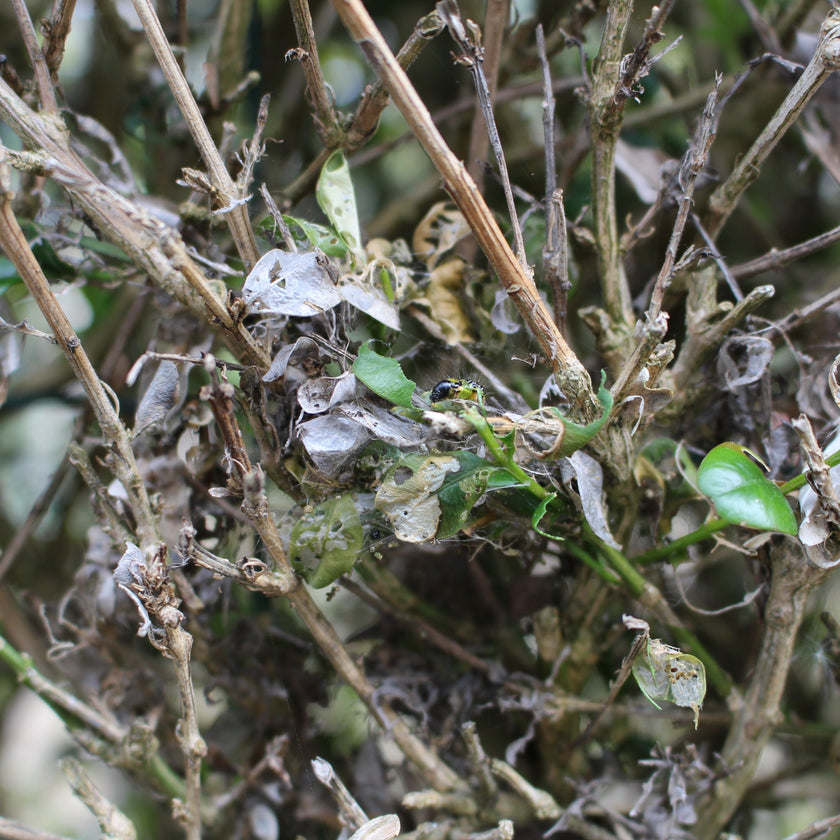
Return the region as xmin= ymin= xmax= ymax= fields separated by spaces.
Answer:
xmin=290 ymin=493 xmax=363 ymax=588
xmin=317 ymin=150 xmax=363 ymax=261
xmin=243 ymin=250 xmax=341 ymax=317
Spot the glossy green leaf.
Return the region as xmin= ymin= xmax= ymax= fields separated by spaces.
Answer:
xmin=697 ymin=442 xmax=797 ymax=534
xmin=353 ymin=342 xmax=416 ymax=408
xmin=436 ymin=451 xmax=519 ymax=538
xmin=289 ymin=493 xmax=363 ymax=588
xmin=316 ymin=150 xmax=363 ymax=261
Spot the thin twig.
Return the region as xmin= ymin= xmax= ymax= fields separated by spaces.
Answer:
xmin=647 ymin=79 xmax=722 ymax=320
xmin=464 ymin=0 xmax=509 ymax=192
xmin=438 ymin=0 xmax=526 ymax=268
xmin=738 ymin=0 xmax=782 ymax=53
xmin=0 ymin=817 xmax=73 ymax=840
xmin=61 ymin=758 xmax=137 ymax=840
xmin=705 ymin=6 xmax=840 ymax=238
xmin=128 ymin=0 xmax=259 ymax=268
xmin=776 ymin=284 xmax=840 ymax=332
xmin=536 ymin=24 xmax=570 ymax=333
xmin=781 ymin=813 xmax=840 ymax=840
xmin=9 ymin=0 xmax=59 ymax=112
xmin=288 ymin=0 xmax=343 ymax=146
xmin=732 ymin=221 xmax=840 ymax=280
xmin=42 ymin=0 xmax=78 ymax=80
xmin=570 ymin=630 xmax=649 ymax=750
xmin=691 ymin=212 xmax=744 ymax=301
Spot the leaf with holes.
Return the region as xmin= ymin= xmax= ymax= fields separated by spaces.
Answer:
xmin=290 ymin=494 xmax=363 ymax=588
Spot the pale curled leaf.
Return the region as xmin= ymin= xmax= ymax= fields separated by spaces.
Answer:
xmin=113 ymin=542 xmax=152 ymax=637
xmin=317 ymin=150 xmax=363 ymax=260
xmin=297 ymin=414 xmax=370 ymax=480
xmin=335 ymin=403 xmax=425 ymax=448
xmin=339 ymin=280 xmax=401 ymax=330
xmin=561 ymin=451 xmax=621 ymax=548
xmin=798 ymin=426 xmax=840 ymax=559
xmin=297 ymin=373 xmax=357 ymax=415
xmin=716 ymin=335 xmax=774 ymax=391
xmin=134 ymin=361 xmax=184 ymax=433
xmin=263 ymin=336 xmax=320 ymax=383
xmin=248 ymin=802 xmax=279 ymax=840
xmin=830 ymin=353 xmax=840 ymax=408
xmin=490 ymin=289 xmax=521 ymax=335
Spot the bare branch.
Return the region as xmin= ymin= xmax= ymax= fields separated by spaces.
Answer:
xmin=705 ymin=6 xmax=840 ymax=238
xmin=9 ymin=0 xmax=59 ymax=112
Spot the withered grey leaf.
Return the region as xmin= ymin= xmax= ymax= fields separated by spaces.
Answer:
xmin=799 ymin=428 xmax=840 ymax=556
xmin=243 ymin=249 xmax=341 ymax=317
xmin=297 ymin=414 xmax=370 ymax=478
xmin=561 ymin=451 xmax=620 ymax=549
xmin=339 ymin=281 xmax=400 ymax=330
xmin=335 ymin=402 xmax=425 ymax=448
xmin=615 ymin=138 xmax=672 ymax=204
xmin=263 ymin=336 xmax=320 ymax=383
xmin=297 ymin=372 xmax=357 ymax=414
xmin=830 ymin=352 xmax=840 ymax=408
xmin=134 ymin=361 xmax=183 ymax=433
xmin=247 ymin=802 xmax=279 ymax=840
xmin=717 ymin=335 xmax=773 ymax=390
xmin=113 ymin=541 xmax=144 ymax=586
xmin=113 ymin=542 xmax=152 ymax=637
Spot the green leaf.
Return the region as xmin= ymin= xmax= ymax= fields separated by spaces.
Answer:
xmin=353 ymin=342 xmax=416 ymax=408
xmin=531 ymin=494 xmax=564 ymax=541
xmin=317 ymin=150 xmax=363 ymax=261
xmin=697 ymin=442 xmax=797 ymax=534
xmin=436 ymin=451 xmax=519 ymax=538
xmin=289 ymin=493 xmax=363 ymax=588
xmin=544 ymin=370 xmax=613 ymax=458
xmin=281 ymin=215 xmax=350 ymax=258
